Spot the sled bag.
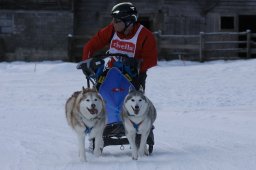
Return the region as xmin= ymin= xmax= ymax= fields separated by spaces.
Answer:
xmin=99 ymin=67 xmax=134 ymax=124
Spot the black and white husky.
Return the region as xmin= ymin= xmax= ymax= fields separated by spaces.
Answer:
xmin=121 ymin=87 xmax=157 ymax=160
xmin=65 ymin=87 xmax=106 ymax=162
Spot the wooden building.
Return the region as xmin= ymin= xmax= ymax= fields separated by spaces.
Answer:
xmin=0 ymin=0 xmax=73 ymax=61
xmin=0 ymin=0 xmax=256 ymax=61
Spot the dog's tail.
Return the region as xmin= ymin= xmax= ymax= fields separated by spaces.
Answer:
xmin=65 ymin=95 xmax=76 ymax=128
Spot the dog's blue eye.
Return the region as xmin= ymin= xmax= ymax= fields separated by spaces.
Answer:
xmin=94 ymin=99 xmax=98 ymax=101
xmin=131 ymin=99 xmax=135 ymax=102
xmin=139 ymin=99 xmax=142 ymax=102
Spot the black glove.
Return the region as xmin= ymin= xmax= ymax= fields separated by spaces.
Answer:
xmin=81 ymin=65 xmax=93 ymax=76
xmin=133 ymin=72 xmax=147 ymax=90
xmin=124 ymin=58 xmax=139 ymax=70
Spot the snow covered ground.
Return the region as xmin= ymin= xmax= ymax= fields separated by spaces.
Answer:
xmin=0 ymin=59 xmax=256 ymax=170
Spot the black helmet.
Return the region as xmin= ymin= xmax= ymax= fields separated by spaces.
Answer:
xmin=111 ymin=2 xmax=138 ymax=23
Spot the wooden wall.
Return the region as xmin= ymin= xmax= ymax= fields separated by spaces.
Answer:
xmin=1 ymin=0 xmax=256 ymax=61
xmin=0 ymin=10 xmax=73 ymax=61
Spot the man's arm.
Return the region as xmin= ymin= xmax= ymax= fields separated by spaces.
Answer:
xmin=82 ymin=24 xmax=114 ymax=60
xmin=139 ymin=30 xmax=158 ymax=73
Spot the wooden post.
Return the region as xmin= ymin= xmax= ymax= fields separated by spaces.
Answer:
xmin=246 ymin=29 xmax=251 ymax=58
xmin=199 ymin=32 xmax=205 ymax=62
xmin=155 ymin=30 xmax=162 ymax=60
xmin=0 ymin=37 xmax=5 ymax=61
xmin=67 ymin=34 xmax=73 ymax=62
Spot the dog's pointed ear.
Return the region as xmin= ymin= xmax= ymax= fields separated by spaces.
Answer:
xmin=82 ymin=86 xmax=86 ymax=94
xmin=129 ymin=85 xmax=136 ymax=93
xmin=139 ymin=85 xmax=144 ymax=93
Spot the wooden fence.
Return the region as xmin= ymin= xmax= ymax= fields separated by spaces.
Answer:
xmin=67 ymin=30 xmax=256 ymax=62
xmin=155 ymin=30 xmax=256 ymax=61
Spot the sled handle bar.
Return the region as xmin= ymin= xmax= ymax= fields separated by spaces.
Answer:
xmin=76 ymin=53 xmax=129 ymax=69
xmin=76 ymin=53 xmax=142 ymax=71
xmin=76 ymin=58 xmax=96 ymax=88
xmin=92 ymin=53 xmax=130 ymax=60
xmin=76 ymin=53 xmax=143 ymax=87
xmin=76 ymin=53 xmax=130 ymax=88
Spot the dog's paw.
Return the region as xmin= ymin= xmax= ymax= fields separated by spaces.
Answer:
xmin=144 ymin=146 xmax=149 ymax=156
xmin=94 ymin=149 xmax=102 ymax=157
xmin=132 ymin=156 xmax=138 ymax=160
xmin=80 ymin=157 xmax=87 ymax=162
xmin=79 ymin=155 xmax=87 ymax=162
xmin=138 ymin=148 xmax=145 ymax=157
xmin=144 ymin=149 xmax=149 ymax=156
xmin=132 ymin=152 xmax=138 ymax=160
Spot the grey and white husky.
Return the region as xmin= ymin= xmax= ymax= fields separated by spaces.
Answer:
xmin=121 ymin=87 xmax=157 ymax=160
xmin=65 ymin=87 xmax=106 ymax=162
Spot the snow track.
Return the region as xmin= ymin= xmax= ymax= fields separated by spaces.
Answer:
xmin=0 ymin=60 xmax=256 ymax=170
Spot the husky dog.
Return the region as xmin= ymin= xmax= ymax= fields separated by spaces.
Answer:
xmin=65 ymin=87 xmax=106 ymax=162
xmin=121 ymin=87 xmax=157 ymax=160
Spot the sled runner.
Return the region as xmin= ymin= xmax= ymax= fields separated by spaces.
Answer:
xmin=77 ymin=53 xmax=155 ymax=154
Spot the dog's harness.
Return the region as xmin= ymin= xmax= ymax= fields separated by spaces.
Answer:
xmin=84 ymin=125 xmax=93 ymax=134
xmin=129 ymin=119 xmax=143 ymax=132
xmin=79 ymin=113 xmax=103 ymax=134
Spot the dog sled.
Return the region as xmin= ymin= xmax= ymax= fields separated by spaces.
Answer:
xmin=77 ymin=53 xmax=155 ymax=154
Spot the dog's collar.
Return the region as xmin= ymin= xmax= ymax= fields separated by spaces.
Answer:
xmin=84 ymin=125 xmax=93 ymax=134
xmin=129 ymin=119 xmax=143 ymax=132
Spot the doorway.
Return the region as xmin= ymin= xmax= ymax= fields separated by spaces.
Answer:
xmin=238 ymin=15 xmax=256 ymax=58
xmin=138 ymin=17 xmax=153 ymax=31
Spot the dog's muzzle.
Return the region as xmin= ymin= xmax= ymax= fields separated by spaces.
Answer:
xmin=87 ymin=104 xmax=98 ymax=115
xmin=132 ymin=106 xmax=140 ymax=115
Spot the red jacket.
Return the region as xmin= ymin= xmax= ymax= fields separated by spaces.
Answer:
xmin=82 ymin=23 xmax=157 ymax=73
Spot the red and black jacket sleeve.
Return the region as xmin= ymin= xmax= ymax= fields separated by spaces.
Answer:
xmin=82 ymin=23 xmax=114 ymax=60
xmin=136 ymin=27 xmax=158 ymax=73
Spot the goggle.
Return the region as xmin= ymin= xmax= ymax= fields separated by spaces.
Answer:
xmin=113 ymin=18 xmax=123 ymax=23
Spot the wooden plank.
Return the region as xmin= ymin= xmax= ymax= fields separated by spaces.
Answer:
xmin=159 ymin=44 xmax=199 ymax=50
xmin=205 ymin=48 xmax=246 ymax=52
xmin=205 ymin=41 xmax=247 ymax=44
xmin=251 ymin=49 xmax=256 ymax=54
xmin=159 ymin=34 xmax=199 ymax=38
xmin=204 ymin=32 xmax=246 ymax=36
